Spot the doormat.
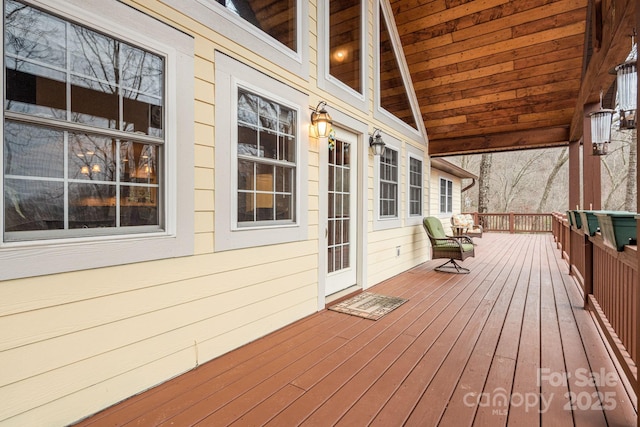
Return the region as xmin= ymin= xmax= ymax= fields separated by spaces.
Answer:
xmin=328 ymin=292 xmax=408 ymax=320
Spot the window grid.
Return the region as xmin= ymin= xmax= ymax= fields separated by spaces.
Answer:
xmin=379 ymin=147 xmax=398 ymax=218
xmin=328 ymin=139 xmax=350 ymax=274
xmin=236 ymin=88 xmax=296 ymax=226
xmin=408 ymin=157 xmax=422 ymax=216
xmin=440 ymin=178 xmax=453 ymax=213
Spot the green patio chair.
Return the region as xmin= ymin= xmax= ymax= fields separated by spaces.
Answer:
xmin=423 ymin=216 xmax=475 ymax=273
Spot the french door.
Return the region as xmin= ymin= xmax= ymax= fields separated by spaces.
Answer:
xmin=324 ymin=129 xmax=357 ymax=296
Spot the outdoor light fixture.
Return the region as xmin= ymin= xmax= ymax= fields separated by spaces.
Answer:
xmin=310 ymin=101 xmax=333 ymax=138
xmin=369 ymin=128 xmax=386 ymax=156
xmin=614 ymin=32 xmax=637 ymax=129
xmin=589 ymin=92 xmax=614 ymax=156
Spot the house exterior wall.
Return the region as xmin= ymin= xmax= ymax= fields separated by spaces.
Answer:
xmin=0 ymin=0 xmax=429 ymax=425
xmin=429 ymin=167 xmax=463 ymax=235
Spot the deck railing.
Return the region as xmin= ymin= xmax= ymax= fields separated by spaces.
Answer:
xmin=551 ymin=213 xmax=638 ymax=391
xmin=464 ymin=212 xmax=553 ymax=233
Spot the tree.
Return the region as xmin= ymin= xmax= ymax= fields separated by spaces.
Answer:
xmin=478 ymin=153 xmax=492 ymax=213
xmin=537 ymin=147 xmax=569 ymax=212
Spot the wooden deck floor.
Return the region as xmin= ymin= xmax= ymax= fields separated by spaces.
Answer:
xmin=76 ymin=233 xmax=637 ymax=426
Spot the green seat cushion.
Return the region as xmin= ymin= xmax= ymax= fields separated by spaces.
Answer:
xmin=433 ymin=242 xmax=473 ymax=252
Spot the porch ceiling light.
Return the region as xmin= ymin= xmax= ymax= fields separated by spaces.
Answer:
xmin=589 ymin=92 xmax=614 ymax=156
xmin=311 ymin=101 xmax=333 ymax=138
xmin=369 ymin=128 xmax=386 ymax=156
xmin=615 ymin=34 xmax=637 ymax=129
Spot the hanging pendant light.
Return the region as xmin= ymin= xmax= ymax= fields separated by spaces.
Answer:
xmin=589 ymin=91 xmax=614 ymax=156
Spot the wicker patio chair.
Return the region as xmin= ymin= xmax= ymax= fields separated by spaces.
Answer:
xmin=423 ymin=216 xmax=475 ymax=273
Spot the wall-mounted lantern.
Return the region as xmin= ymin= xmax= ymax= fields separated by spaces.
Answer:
xmin=310 ymin=101 xmax=333 ymax=138
xmin=369 ymin=128 xmax=386 ymax=156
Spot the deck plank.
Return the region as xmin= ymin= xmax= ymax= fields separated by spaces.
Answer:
xmin=73 ymin=234 xmax=637 ymax=427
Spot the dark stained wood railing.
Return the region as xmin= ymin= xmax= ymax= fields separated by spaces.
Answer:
xmin=551 ymin=212 xmax=638 ymax=393
xmin=591 ymin=235 xmax=637 ymax=384
xmin=464 ymin=212 xmax=553 ymax=233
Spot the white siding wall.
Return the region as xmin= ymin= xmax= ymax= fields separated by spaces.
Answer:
xmin=0 ymin=0 xmax=429 ymax=425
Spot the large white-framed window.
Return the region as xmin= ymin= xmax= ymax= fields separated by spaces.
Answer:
xmin=439 ymin=177 xmax=453 ymax=214
xmin=236 ymin=88 xmax=296 ymax=226
xmin=379 ymin=148 xmax=398 ymax=218
xmin=373 ymin=132 xmax=400 ymax=231
xmin=317 ymin=0 xmax=367 ymax=111
xmin=0 ymin=0 xmax=194 ymax=280
xmin=406 ymin=147 xmax=423 ymax=225
xmin=372 ymin=0 xmax=424 ymax=141
xmin=215 ymin=51 xmax=308 ymax=251
xmin=163 ymin=0 xmax=309 ymax=80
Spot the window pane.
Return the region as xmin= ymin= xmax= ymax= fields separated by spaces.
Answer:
xmin=69 ymin=25 xmax=117 ymax=82
xmin=5 ymin=0 xmax=66 ymax=67
xmin=279 ymin=135 xmax=295 ymax=162
xmin=238 ymin=159 xmax=255 ymax=191
xmin=5 ymin=58 xmax=67 ymax=118
xmin=4 ymin=121 xmax=63 ymax=178
xmin=69 ymin=134 xmax=116 ymax=181
xmin=275 ymin=194 xmax=292 ymax=220
xmin=330 ymin=0 xmax=361 ymax=92
xmin=120 ymin=45 xmax=163 ymax=98
xmin=217 ymin=0 xmax=296 ymax=51
xmin=4 ymin=178 xmax=64 ymax=231
xmin=71 ymin=75 xmax=119 ymax=129
xmin=121 ymin=187 xmax=158 ymax=226
xmin=238 ymin=125 xmax=258 ymax=155
xmin=379 ymin=6 xmax=416 ymax=129
xmin=123 ymin=93 xmax=163 ymax=138
xmin=237 ymin=191 xmax=253 ymax=222
xmin=260 ymin=129 xmax=277 ymax=159
xmin=68 ymin=183 xmax=116 ymax=228
xmin=275 ymin=166 xmax=293 ymax=192
xmin=119 ymin=141 xmax=158 ymax=184
xmin=121 ymin=44 xmax=164 ymax=137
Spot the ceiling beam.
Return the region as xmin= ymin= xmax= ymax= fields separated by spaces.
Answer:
xmin=569 ymin=0 xmax=636 ymax=142
xmin=429 ymin=126 xmax=569 ymax=156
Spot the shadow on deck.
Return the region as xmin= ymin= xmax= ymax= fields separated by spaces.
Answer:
xmin=76 ymin=233 xmax=637 ymax=426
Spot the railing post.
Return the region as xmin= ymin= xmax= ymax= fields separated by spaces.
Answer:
xmin=509 ymin=212 xmax=515 ymax=233
xmin=583 ymin=235 xmax=593 ymax=309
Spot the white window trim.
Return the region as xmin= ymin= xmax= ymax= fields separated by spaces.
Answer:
xmin=406 ymin=145 xmax=424 ymax=225
xmin=215 ymin=52 xmax=308 ymax=251
xmin=163 ymin=0 xmax=309 ymax=81
xmin=373 ymin=133 xmax=401 ymax=231
xmin=317 ymin=0 xmax=368 ymax=111
xmin=439 ymin=177 xmax=454 ymax=214
xmin=0 ymin=0 xmax=195 ymax=280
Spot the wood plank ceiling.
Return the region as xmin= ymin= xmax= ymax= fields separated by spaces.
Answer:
xmin=387 ymin=0 xmax=636 ymax=157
